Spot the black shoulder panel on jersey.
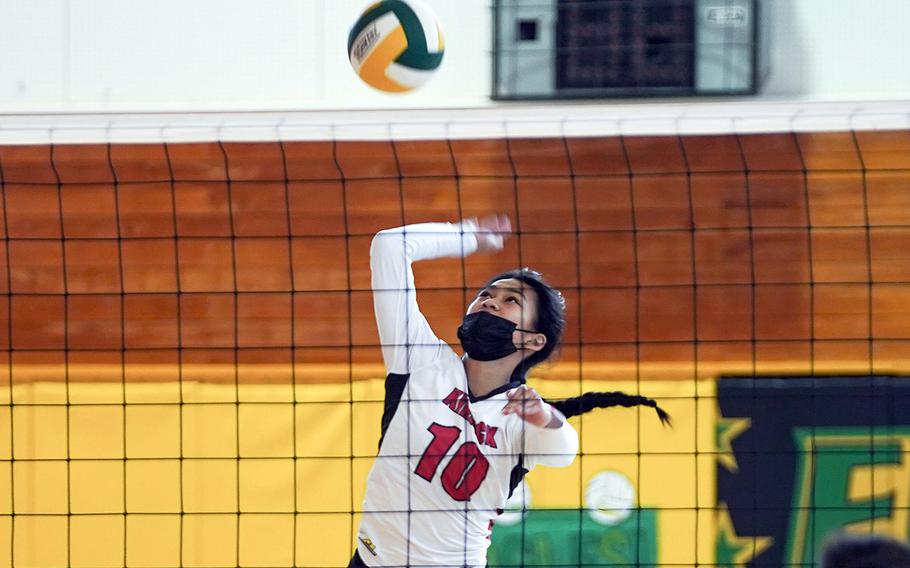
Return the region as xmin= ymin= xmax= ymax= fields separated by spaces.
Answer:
xmin=507 ymin=455 xmax=528 ymax=499
xmin=377 ymin=372 xmax=409 ymax=451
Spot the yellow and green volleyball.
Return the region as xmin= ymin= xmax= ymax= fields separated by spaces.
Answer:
xmin=348 ymin=0 xmax=445 ymax=93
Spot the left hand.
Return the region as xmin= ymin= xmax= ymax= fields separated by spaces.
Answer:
xmin=502 ymin=385 xmax=555 ymax=428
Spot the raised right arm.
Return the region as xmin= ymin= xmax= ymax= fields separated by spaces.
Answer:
xmin=370 ymin=222 xmax=479 ymax=375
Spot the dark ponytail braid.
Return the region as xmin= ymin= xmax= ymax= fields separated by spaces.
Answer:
xmin=504 ymin=391 xmax=671 ymax=498
xmin=479 ymin=269 xmax=671 ymax=427
xmin=548 ymin=391 xmax=672 ymax=426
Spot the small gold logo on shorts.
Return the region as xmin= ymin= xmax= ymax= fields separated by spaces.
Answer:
xmin=359 ymin=537 xmax=378 ymax=556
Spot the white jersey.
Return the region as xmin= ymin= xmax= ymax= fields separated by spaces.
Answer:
xmin=356 ymin=223 xmax=579 ymax=568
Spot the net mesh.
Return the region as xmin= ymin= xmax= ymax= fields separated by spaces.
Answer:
xmin=0 ymin=114 xmax=909 ymax=567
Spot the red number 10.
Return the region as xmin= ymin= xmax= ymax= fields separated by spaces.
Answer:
xmin=415 ymin=423 xmax=490 ymax=501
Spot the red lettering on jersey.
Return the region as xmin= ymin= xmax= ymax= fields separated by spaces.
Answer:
xmin=442 ymin=388 xmax=499 ymax=449
xmin=442 ymin=388 xmax=475 ymax=425
xmin=473 ymin=422 xmax=499 ymax=449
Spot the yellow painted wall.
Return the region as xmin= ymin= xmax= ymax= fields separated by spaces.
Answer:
xmin=1 ymin=375 xmax=716 ymax=567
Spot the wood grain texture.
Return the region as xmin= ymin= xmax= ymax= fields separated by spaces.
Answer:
xmin=0 ymin=132 xmax=907 ymax=382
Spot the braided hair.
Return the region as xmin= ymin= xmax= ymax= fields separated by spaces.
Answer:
xmin=505 ymin=388 xmax=671 ymax=500
xmin=487 ymin=269 xmax=672 ymax=500
xmin=549 ymin=391 xmax=672 ymax=426
xmin=484 ymin=269 xmax=671 ymax=427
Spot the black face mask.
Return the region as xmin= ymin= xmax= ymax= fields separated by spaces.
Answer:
xmin=457 ymin=311 xmax=537 ymax=361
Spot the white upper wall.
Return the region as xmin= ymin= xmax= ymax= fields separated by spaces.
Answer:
xmin=0 ymin=0 xmax=907 ymax=113
xmin=761 ymin=0 xmax=910 ymax=101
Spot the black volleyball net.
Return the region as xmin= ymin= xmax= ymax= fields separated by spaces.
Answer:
xmin=0 ymin=104 xmax=909 ymax=567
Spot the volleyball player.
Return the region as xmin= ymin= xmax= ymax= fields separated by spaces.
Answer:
xmin=351 ymin=215 xmax=669 ymax=568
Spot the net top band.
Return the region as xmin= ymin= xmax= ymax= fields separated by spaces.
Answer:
xmin=0 ymin=100 xmax=908 ymax=145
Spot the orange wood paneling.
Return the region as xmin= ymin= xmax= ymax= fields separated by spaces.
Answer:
xmin=508 ymin=138 xmax=571 ymax=177
xmin=449 ymin=139 xmax=513 ymax=177
xmin=738 ymin=133 xmax=803 ymax=171
xmin=110 ymin=144 xmax=171 ymax=182
xmin=281 ymin=142 xmax=341 ymax=181
xmin=623 ymin=136 xmax=687 ymax=174
xmin=565 ymin=137 xmax=629 ymax=175
xmin=5 ymin=184 xmax=63 ymax=237
xmin=0 ymin=131 xmax=907 ymax=382
xmin=854 ymin=130 xmax=910 ymax=169
xmin=796 ymin=132 xmax=861 ymax=171
xmin=221 ymin=142 xmax=286 ymax=181
xmin=0 ymin=145 xmax=56 ymax=183
xmin=335 ymin=141 xmax=399 ymax=179
xmin=681 ymin=135 xmax=745 ymax=173
xmin=394 ymin=140 xmax=456 ymax=178
xmin=53 ymin=144 xmax=115 ymax=184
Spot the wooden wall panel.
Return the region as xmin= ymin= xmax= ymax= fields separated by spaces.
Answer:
xmin=0 ymin=131 xmax=907 ymax=382
xmin=854 ymin=130 xmax=910 ymax=169
xmin=394 ymin=140 xmax=456 ymax=177
xmin=508 ymin=138 xmax=571 ymax=177
xmin=5 ymin=184 xmax=62 ymax=238
xmin=565 ymin=137 xmax=629 ymax=175
xmin=0 ymin=146 xmax=56 ymax=184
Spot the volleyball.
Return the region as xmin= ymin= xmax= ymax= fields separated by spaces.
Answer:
xmin=347 ymin=0 xmax=445 ymax=93
xmin=585 ymin=470 xmax=636 ymax=526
